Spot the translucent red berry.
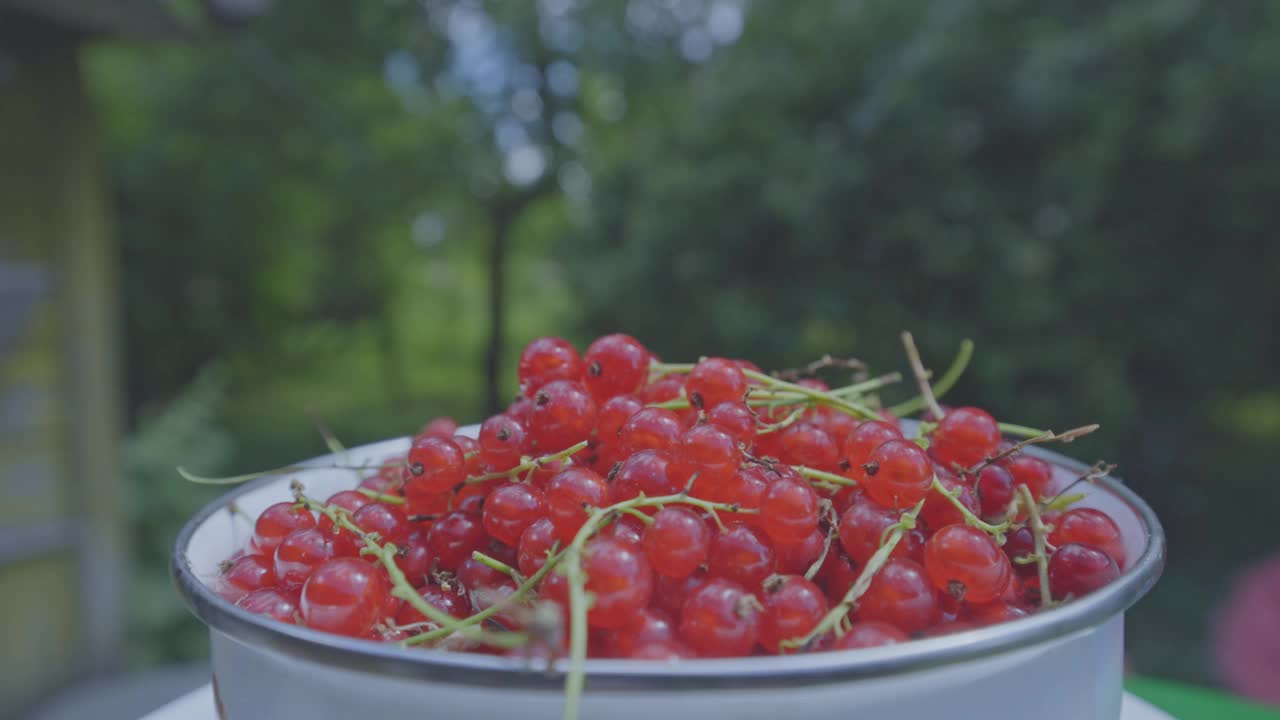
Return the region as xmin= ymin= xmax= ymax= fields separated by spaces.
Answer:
xmin=652 ymin=570 xmax=707 ymax=620
xmin=427 ymin=510 xmax=488 ymax=572
xmin=1050 ymin=508 xmax=1126 ymax=569
xmin=545 ymin=467 xmax=611 ymax=544
xmin=478 ymin=414 xmax=528 ymax=471
xmin=527 ymin=380 xmax=598 ymax=453
xmin=774 ymin=527 xmax=825 ymax=575
xmin=1048 ymin=543 xmax=1120 ymax=599
xmin=778 ymin=422 xmax=840 ymax=470
xmin=598 ymin=394 xmax=644 ymax=440
xmin=758 ymin=478 xmax=820 ymax=545
xmin=1002 ymin=454 xmax=1054 ymax=500
xmin=707 ymin=523 xmax=776 ymax=588
xmin=406 ymin=436 xmax=466 ymax=495
xmin=921 ymin=468 xmax=979 ymax=531
xmin=517 ymin=517 xmax=559 ymax=576
xmin=759 ymin=575 xmax=829 ymax=653
xmin=685 ymin=357 xmax=748 ymax=410
xmin=830 ymin=620 xmax=909 ymax=650
xmin=300 ymin=557 xmax=389 ymax=637
xmin=274 ymin=528 xmax=336 ymax=590
xmin=582 ymin=333 xmax=650 ymax=402
xmin=643 ymin=506 xmax=712 ymax=579
xmin=396 ymin=530 xmax=432 ymax=587
xmin=601 ymin=608 xmax=676 ymax=658
xmin=517 ymin=336 xmax=583 ymax=397
xmin=839 ymin=495 xmax=921 ymax=565
xmin=862 ymin=439 xmax=933 ymax=509
xmin=640 ymin=375 xmax=684 ymax=404
xmin=218 ymin=554 xmax=276 ymax=603
xmin=923 ymin=524 xmax=1012 ymax=603
xmin=420 ymin=416 xmax=459 ymax=439
xmin=679 ymin=578 xmax=761 ymax=657
xmin=581 ymin=537 xmax=654 ymax=629
xmin=618 ymin=407 xmax=684 ymax=454
xmin=611 ymin=449 xmax=682 ymax=503
xmin=931 ymin=407 xmax=1001 ymax=470
xmin=857 ymin=558 xmax=939 ymax=634
xmin=237 ymin=587 xmax=299 ymax=623
xmin=252 ymin=502 xmax=317 ymax=555
xmin=350 ymin=502 xmax=411 ymax=548
xmin=394 ymin=582 xmax=470 ymax=626
xmin=975 ymin=464 xmax=1015 ymax=519
xmin=842 ymin=420 xmax=904 ymax=476
xmin=482 ymin=482 xmax=547 ymax=546
xmin=676 ymin=424 xmax=742 ymax=487
xmin=706 ymin=401 xmax=756 ymax=447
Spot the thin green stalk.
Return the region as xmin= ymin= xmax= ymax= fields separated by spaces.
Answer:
xmin=793 ymin=465 xmax=858 ymax=488
xmin=357 ymin=488 xmax=406 ymax=505
xmin=742 ymin=369 xmax=880 ymax=421
xmin=472 ymin=550 xmax=521 ymax=580
xmin=929 ymin=475 xmax=1009 ymax=539
xmin=465 ymin=441 xmax=589 ymax=485
xmin=1018 ymin=485 xmax=1054 ymax=608
xmin=997 ymin=422 xmax=1047 ymax=438
xmin=889 ymin=339 xmax=973 ymax=416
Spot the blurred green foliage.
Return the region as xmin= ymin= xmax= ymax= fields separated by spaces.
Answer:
xmin=87 ymin=0 xmax=1279 ymax=689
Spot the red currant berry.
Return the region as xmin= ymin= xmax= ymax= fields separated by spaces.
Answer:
xmin=931 ymin=407 xmax=1001 ymax=470
xmin=406 ymin=436 xmax=466 ymax=495
xmin=252 ymin=502 xmax=316 ymax=555
xmin=317 ymin=490 xmax=372 ymax=536
xmin=394 ymin=582 xmax=470 ymax=626
xmin=458 ymin=556 xmax=511 ymax=592
xmin=598 ymin=394 xmax=645 ymax=440
xmin=611 ymin=449 xmax=682 ymax=503
xmin=518 ymin=337 xmax=583 ymax=396
xmin=350 ymin=502 xmax=412 ymax=548
xmin=775 ymin=528 xmax=825 ymax=576
xmin=545 ymin=467 xmax=611 ymax=544
xmin=921 ymin=468 xmax=979 ymax=531
xmin=517 ymin=517 xmax=559 ymax=576
xmin=582 ymin=537 xmax=654 ymax=629
xmin=842 ymin=420 xmax=904 ymax=476
xmin=1050 ymin=509 xmax=1126 ymax=569
xmin=478 ymin=414 xmax=528 ymax=471
xmin=685 ymin=357 xmax=748 ymax=410
xmin=420 ymin=416 xmax=459 ymax=439
xmin=1002 ymin=454 xmax=1054 ymax=500
xmin=1002 ymin=526 xmax=1038 ymax=576
xmin=507 ymin=395 xmax=534 ymax=425
xmin=237 ymin=587 xmax=299 ymax=623
xmin=629 ymin=639 xmax=695 ymax=660
xmin=482 ymin=482 xmax=547 ymax=547
xmin=923 ymin=524 xmax=1012 ymax=603
xmin=759 ymin=575 xmax=829 ymax=653
xmin=679 ymin=578 xmax=761 ymax=657
xmin=778 ymin=422 xmax=840 ymax=470
xmin=706 ymin=401 xmax=756 ymax=448
xmin=711 ymin=466 xmax=769 ymax=525
xmin=528 ymin=380 xmax=597 ymax=453
xmin=618 ymin=407 xmax=684 ymax=454
xmin=640 ymin=375 xmax=685 ymax=404
xmin=975 ymin=464 xmax=1015 ymax=520
xmin=707 ymin=523 xmax=776 ymax=589
xmin=602 ymin=513 xmax=648 ymax=547
xmin=427 ymin=511 xmax=488 ymax=572
xmin=274 ymin=528 xmax=335 ymax=590
xmin=582 ymin=334 xmax=650 ymax=402
xmin=1048 ymin=543 xmax=1120 ymax=599
xmin=830 ymin=620 xmax=909 ymax=649
xmin=396 ymin=530 xmax=432 ymax=588
xmin=643 ymin=506 xmax=712 ymax=579
xmin=759 ymin=478 xmax=820 ymax=545
xmin=677 ymin=424 xmax=742 ymax=487
xmin=602 ymin=608 xmax=676 ymax=658
xmin=862 ymin=439 xmax=933 ymax=509
xmin=857 ymin=558 xmax=939 ymax=634
xmin=652 ymin=570 xmax=707 ymax=620
xmin=814 ymin=550 xmax=858 ymax=601
xmin=838 ymin=496 xmax=920 ymax=565
xmin=218 ymin=554 xmax=276 ymax=603
xmin=300 ymin=557 xmax=389 ymax=637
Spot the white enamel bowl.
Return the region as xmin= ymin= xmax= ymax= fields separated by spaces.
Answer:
xmin=174 ymin=423 xmax=1164 ymax=720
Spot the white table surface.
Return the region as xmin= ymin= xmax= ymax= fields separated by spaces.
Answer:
xmin=140 ymin=685 xmax=1177 ymax=719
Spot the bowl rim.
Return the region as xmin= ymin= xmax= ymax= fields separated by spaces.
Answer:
xmin=173 ymin=425 xmax=1165 ymax=691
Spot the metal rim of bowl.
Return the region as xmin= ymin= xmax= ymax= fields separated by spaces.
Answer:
xmin=173 ymin=429 xmax=1165 ymax=692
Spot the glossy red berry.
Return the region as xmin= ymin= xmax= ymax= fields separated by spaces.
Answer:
xmin=975 ymin=464 xmax=1015 ymax=519
xmin=842 ymin=420 xmax=904 ymax=476
xmin=759 ymin=575 xmax=829 ymax=653
xmin=602 ymin=513 xmax=648 ymax=547
xmin=862 ymin=439 xmax=933 ymax=509
xmin=618 ymin=407 xmax=684 ymax=454
xmin=218 ymin=554 xmax=276 ymax=603
xmin=923 ymin=524 xmax=1012 ymax=603
xmin=396 ymin=530 xmax=433 ymax=588
xmin=652 ymin=570 xmax=707 ymax=620
xmin=921 ymin=469 xmax=979 ymax=531
xmin=775 ymin=528 xmax=825 ymax=576
xmin=857 ymin=558 xmax=939 ymax=634
xmin=457 ymin=556 xmax=511 ymax=593
xmin=707 ymin=523 xmax=776 ymax=588
xmin=679 ymin=578 xmax=761 ymax=657
xmin=420 ymin=416 xmax=459 ymax=439
xmin=517 ymin=517 xmax=559 ymax=577
xmin=478 ymin=414 xmax=528 ymax=471
xmin=350 ymin=502 xmax=412 ymax=548
xmin=778 ymin=422 xmax=840 ymax=470
xmin=427 ymin=511 xmax=488 ymax=572
xmin=406 ymin=436 xmax=466 ymax=495
xmin=394 ymin=582 xmax=470 ymax=626
xmin=581 ymin=537 xmax=654 ymax=629
xmin=517 ymin=337 xmax=583 ymax=397
xmin=1001 ymin=526 xmax=1037 ymax=576
xmin=814 ymin=550 xmax=858 ymax=601
xmin=274 ymin=528 xmax=336 ymax=590
xmin=482 ymin=482 xmax=547 ymax=546
xmin=711 ymin=466 xmax=769 ymax=525
xmin=629 ymin=639 xmax=695 ymax=660
xmin=706 ymin=401 xmax=756 ymax=447
xmin=676 ymin=424 xmax=742 ymax=486
xmin=758 ymin=478 xmax=820 ymax=545
xmin=597 ymin=394 xmax=644 ymax=440
xmin=582 ymin=334 xmax=650 ymax=402
xmin=544 ymin=467 xmax=611 ymax=544
xmin=830 ymin=620 xmax=910 ymax=650
xmin=237 ymin=588 xmax=298 ymax=623
xmin=1002 ymin=454 xmax=1054 ymax=500
xmin=839 ymin=496 xmax=920 ymax=565
xmin=1050 ymin=509 xmax=1126 ymax=569
xmin=685 ymin=357 xmax=748 ymax=410
xmin=640 ymin=375 xmax=684 ymax=404
xmin=528 ymin=380 xmax=597 ymax=453
xmin=1048 ymin=543 xmax=1120 ymax=599
xmin=931 ymin=407 xmax=1001 ymax=470
xmin=643 ymin=506 xmax=712 ymax=579
xmin=300 ymin=557 xmax=389 ymax=637
xmin=611 ymin=449 xmax=682 ymax=503
xmin=252 ymin=502 xmax=317 ymax=555
xmin=317 ymin=490 xmax=372 ymax=536
xmin=601 ymin=608 xmax=676 ymax=658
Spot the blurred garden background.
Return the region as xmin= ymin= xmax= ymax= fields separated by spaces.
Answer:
xmin=3 ymin=0 xmax=1280 ymax=717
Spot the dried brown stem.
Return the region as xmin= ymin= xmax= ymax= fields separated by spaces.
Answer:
xmin=962 ymin=424 xmax=1101 ymax=477
xmin=900 ymin=331 xmax=944 ymax=420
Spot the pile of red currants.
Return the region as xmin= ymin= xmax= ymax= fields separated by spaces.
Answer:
xmin=214 ymin=333 xmax=1126 ymax=663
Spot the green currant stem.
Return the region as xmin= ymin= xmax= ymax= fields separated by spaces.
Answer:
xmin=755 ymin=407 xmax=807 ymax=435
xmin=804 ymin=502 xmax=839 ymax=581
xmin=828 ymin=371 xmax=903 ymax=399
xmin=1018 ymin=484 xmax=1055 ymax=609
xmin=888 ymin=338 xmax=973 ymax=417
xmin=783 ymin=499 xmax=926 ymax=650
xmin=793 ymin=465 xmax=858 ymax=488
xmin=464 ymin=441 xmax=589 ymax=485
xmin=649 ymin=362 xmax=695 ymax=378
xmin=356 ymin=488 xmax=406 ymax=505
xmin=742 ymin=369 xmax=880 ymax=421
xmin=616 ymin=506 xmax=656 ymax=525
xmin=1042 ymin=492 xmax=1087 ymax=513
xmin=179 ymin=462 xmax=377 ymax=486
xmin=929 ymin=475 xmax=1009 ymax=540
xmin=997 ymin=422 xmax=1047 ymax=438
xmin=403 ymin=546 xmax=565 ymax=646
xmin=560 ymin=492 xmax=757 ymax=720
xmin=472 ymin=550 xmax=522 ymax=581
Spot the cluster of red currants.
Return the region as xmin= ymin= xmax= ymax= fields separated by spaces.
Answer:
xmin=215 ymin=334 xmax=1126 ymax=660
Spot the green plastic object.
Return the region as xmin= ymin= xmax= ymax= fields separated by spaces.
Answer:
xmin=1126 ymin=676 xmax=1280 ymax=720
